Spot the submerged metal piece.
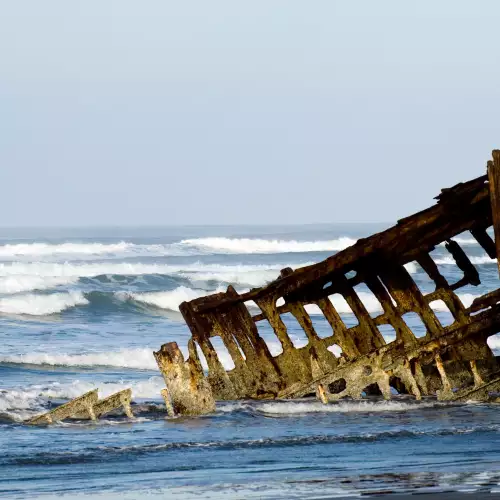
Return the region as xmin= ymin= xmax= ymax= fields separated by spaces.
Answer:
xmin=27 ymin=389 xmax=134 ymax=425
xmin=155 ymin=151 xmax=500 ymax=414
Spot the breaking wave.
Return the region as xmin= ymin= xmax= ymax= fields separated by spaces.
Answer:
xmin=439 ymin=236 xmax=483 ymax=246
xmin=434 ymin=255 xmax=496 ymax=265
xmin=0 ymin=262 xmax=296 ymax=296
xmin=122 ymin=286 xmax=227 ymax=312
xmin=0 ymin=241 xmax=136 ymax=258
xmin=4 ymin=328 xmax=498 ymax=375
xmin=179 ymin=237 xmax=357 ymax=254
xmin=0 ymin=344 xmax=237 ymax=372
xmin=0 ymin=261 xmax=295 ymax=283
xmin=0 ymin=348 xmax=158 ymax=370
xmin=0 ymin=236 xmax=363 ymax=261
xmin=0 ymin=286 xmax=479 ymax=318
xmin=0 ymin=377 xmax=165 ymax=421
xmin=0 ymin=275 xmax=77 ymax=294
xmin=0 ymin=291 xmax=88 ymax=316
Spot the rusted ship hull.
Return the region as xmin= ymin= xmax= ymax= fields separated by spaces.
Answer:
xmin=155 ymin=151 xmax=500 ymax=415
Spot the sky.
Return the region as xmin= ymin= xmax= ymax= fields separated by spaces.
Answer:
xmin=0 ymin=1 xmax=499 ymax=227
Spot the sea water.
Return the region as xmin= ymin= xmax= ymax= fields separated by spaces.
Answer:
xmin=1 ymin=224 xmax=500 ymax=499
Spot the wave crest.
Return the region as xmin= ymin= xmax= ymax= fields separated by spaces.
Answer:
xmin=122 ymin=286 xmax=226 ymax=312
xmin=0 ymin=347 xmax=158 ymax=370
xmin=0 ymin=241 xmax=134 ymax=258
xmin=179 ymin=237 xmax=357 ymax=254
xmin=0 ymin=291 xmax=88 ymax=315
xmin=0 ymin=275 xmax=77 ymax=295
xmin=0 ymin=236 xmax=362 ymax=260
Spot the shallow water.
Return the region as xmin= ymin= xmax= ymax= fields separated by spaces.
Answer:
xmin=1 ymin=224 xmax=500 ymax=498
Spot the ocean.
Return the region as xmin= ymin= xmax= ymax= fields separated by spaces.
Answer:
xmin=2 ymin=223 xmax=500 ymax=499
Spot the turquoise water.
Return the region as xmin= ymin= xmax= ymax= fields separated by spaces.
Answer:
xmin=1 ymin=224 xmax=500 ymax=499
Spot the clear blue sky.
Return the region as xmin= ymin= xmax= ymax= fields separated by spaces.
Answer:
xmin=1 ymin=1 xmax=499 ymax=226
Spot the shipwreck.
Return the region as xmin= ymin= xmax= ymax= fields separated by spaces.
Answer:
xmin=154 ymin=150 xmax=500 ymax=416
xmin=28 ymin=150 xmax=500 ymax=424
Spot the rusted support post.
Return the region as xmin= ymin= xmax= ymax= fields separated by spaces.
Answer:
xmin=255 ymin=297 xmax=294 ymax=352
xmin=488 ymin=150 xmax=500 ymax=276
xmin=316 ymin=297 xmax=360 ymax=358
xmin=317 ymin=384 xmax=328 ymax=404
xmin=337 ymin=276 xmax=386 ymax=353
xmin=435 ymin=354 xmax=454 ymax=400
xmin=417 ymin=253 xmax=448 ymax=289
xmin=364 ymin=275 xmax=417 ymax=346
xmin=379 ymin=264 xmax=442 ymax=339
xmin=161 ymin=388 xmax=176 ymax=417
xmin=470 ymin=359 xmax=485 ymax=388
xmin=470 ymin=227 xmax=497 ymax=260
xmin=411 ymin=360 xmax=429 ymax=396
xmin=392 ymin=361 xmax=422 ymax=400
xmin=154 ymin=342 xmax=216 ymax=416
xmin=213 ymin=286 xmax=284 ymax=397
xmin=445 ymin=240 xmax=480 ymax=289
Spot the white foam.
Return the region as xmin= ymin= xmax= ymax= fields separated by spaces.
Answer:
xmin=0 ymin=237 xmax=360 ymax=261
xmin=0 ymin=377 xmax=165 ymax=421
xmin=0 ymin=275 xmax=77 ymax=294
xmin=183 ymin=268 xmax=285 ymax=288
xmin=124 ymin=286 xmax=227 ymax=312
xmin=0 ymin=347 xmax=158 ymax=370
xmin=404 ymin=262 xmax=418 ymax=274
xmin=0 ymin=236 xmax=481 ymax=262
xmin=0 ymin=344 xmax=244 ymax=372
xmin=0 ymin=291 xmax=88 ymax=316
xmin=254 ymin=400 xmax=438 ymax=414
xmin=439 ymin=237 xmax=481 ymax=246
xmin=0 ymin=241 xmax=198 ymax=260
xmin=488 ymin=334 xmax=500 ymax=352
xmin=0 ymin=261 xmax=302 ymax=280
xmin=434 ymin=255 xmax=496 ymax=265
xmin=0 ymin=262 xmax=313 ymax=295
xmin=179 ymin=237 xmax=357 ymax=254
xmin=42 ymin=377 xmax=165 ymax=400
xmin=0 ymin=241 xmax=136 ymax=258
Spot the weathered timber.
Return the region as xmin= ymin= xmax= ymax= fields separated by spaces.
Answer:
xmin=154 ymin=150 xmax=500 ymax=413
xmin=27 ymin=389 xmax=134 ymax=425
xmin=28 ymin=390 xmax=99 ymax=425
